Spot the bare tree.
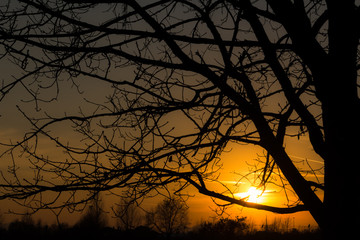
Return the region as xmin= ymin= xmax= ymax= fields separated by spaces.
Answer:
xmin=146 ymin=197 xmax=189 ymax=237
xmin=75 ymin=193 xmax=107 ymax=230
xmin=113 ymin=198 xmax=143 ymax=231
xmin=0 ymin=1 xmax=359 ymax=238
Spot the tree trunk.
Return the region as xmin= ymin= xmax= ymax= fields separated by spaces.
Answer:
xmin=321 ymin=73 xmax=360 ymax=238
xmin=320 ymin=2 xmax=360 ymax=238
xmin=322 ymin=93 xmax=360 ymax=239
xmin=265 ymin=137 xmax=325 ymax=226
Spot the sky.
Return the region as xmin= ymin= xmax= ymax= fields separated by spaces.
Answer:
xmin=0 ymin=91 xmax=322 ymax=228
xmin=0 ymin=0 xmax=325 ymax=229
xmin=0 ymin=77 xmax=323 ymax=227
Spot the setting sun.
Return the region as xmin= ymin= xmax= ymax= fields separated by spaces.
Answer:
xmin=235 ymin=187 xmax=264 ymax=203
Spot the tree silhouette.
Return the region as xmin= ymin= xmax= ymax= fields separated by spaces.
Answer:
xmin=113 ymin=198 xmax=143 ymax=231
xmin=0 ymin=1 xmax=359 ymax=238
xmin=7 ymin=211 xmax=38 ymax=238
xmin=75 ymin=194 xmax=107 ymax=231
xmin=146 ymin=197 xmax=189 ymax=238
xmin=194 ymin=216 xmax=248 ymax=239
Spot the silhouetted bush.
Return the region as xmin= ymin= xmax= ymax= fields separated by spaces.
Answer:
xmin=246 ymin=229 xmax=322 ymax=240
xmin=189 ymin=216 xmax=248 ymax=240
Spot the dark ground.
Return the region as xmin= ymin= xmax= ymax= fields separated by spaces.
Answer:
xmin=0 ymin=224 xmax=322 ymax=240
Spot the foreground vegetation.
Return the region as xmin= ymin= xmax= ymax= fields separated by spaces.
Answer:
xmin=0 ymin=215 xmax=321 ymax=240
xmin=1 ymin=198 xmax=322 ymax=239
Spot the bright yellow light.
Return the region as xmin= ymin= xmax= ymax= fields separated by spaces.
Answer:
xmin=234 ymin=187 xmax=264 ymax=203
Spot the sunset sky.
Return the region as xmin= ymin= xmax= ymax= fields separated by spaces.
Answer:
xmin=0 ymin=75 xmax=323 ymax=227
xmin=0 ymin=1 xmax=329 ymax=230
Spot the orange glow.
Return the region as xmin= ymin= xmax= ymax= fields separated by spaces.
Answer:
xmin=235 ymin=187 xmax=264 ymax=203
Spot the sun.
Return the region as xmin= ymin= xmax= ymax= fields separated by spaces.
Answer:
xmin=234 ymin=187 xmax=264 ymax=203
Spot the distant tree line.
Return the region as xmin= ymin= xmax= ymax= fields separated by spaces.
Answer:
xmin=0 ymin=198 xmax=321 ymax=240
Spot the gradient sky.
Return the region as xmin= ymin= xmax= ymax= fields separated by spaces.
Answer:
xmin=0 ymin=1 xmax=325 ymax=229
xmin=0 ymin=80 xmax=323 ymax=227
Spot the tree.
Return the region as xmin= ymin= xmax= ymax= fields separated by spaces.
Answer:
xmin=146 ymin=197 xmax=189 ymax=237
xmin=0 ymin=0 xmax=359 ymax=238
xmin=7 ymin=211 xmax=37 ymax=237
xmin=113 ymin=198 xmax=143 ymax=231
xmin=75 ymin=194 xmax=107 ymax=230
